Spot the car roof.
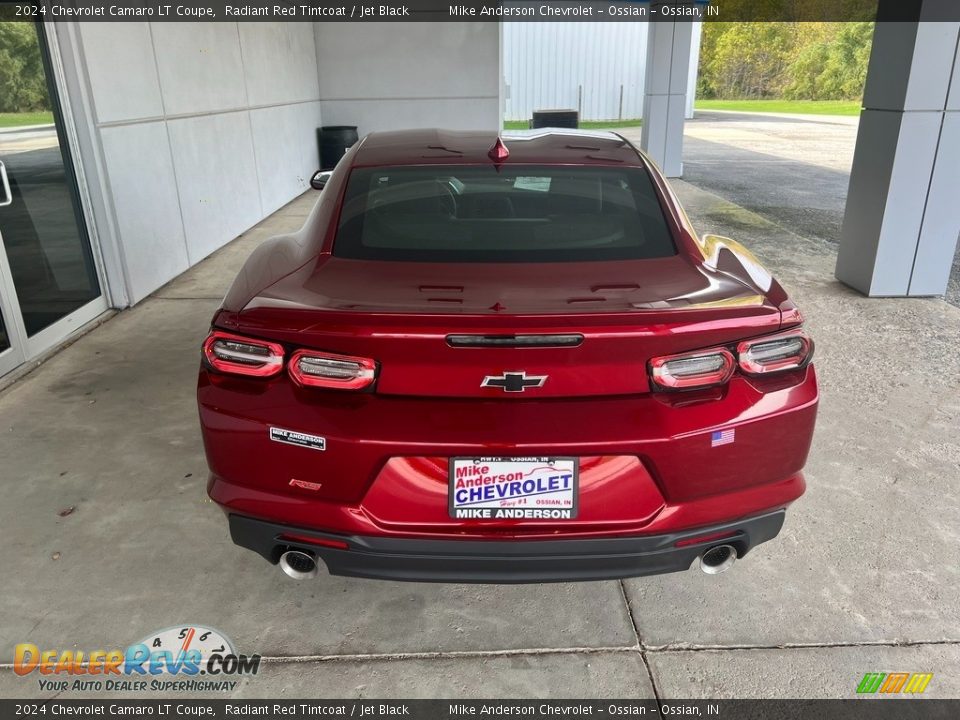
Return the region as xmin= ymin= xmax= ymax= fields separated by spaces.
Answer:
xmin=349 ymin=128 xmax=647 ymax=168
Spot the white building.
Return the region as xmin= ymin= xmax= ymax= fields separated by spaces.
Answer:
xmin=504 ymin=22 xmax=701 ymax=122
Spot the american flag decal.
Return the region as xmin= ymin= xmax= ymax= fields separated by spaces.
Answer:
xmin=711 ymin=429 xmax=735 ymax=447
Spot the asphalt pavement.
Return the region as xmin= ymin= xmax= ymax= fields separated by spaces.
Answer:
xmin=623 ymin=110 xmax=960 ymax=307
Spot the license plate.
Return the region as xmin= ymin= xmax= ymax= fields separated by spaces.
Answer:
xmin=449 ymin=457 xmax=578 ymax=520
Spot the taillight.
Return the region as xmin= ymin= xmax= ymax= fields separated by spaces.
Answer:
xmin=649 ymin=349 xmax=735 ymax=391
xmin=288 ymin=349 xmax=377 ymax=390
xmin=649 ymin=330 xmax=813 ymax=392
xmin=737 ymin=331 xmax=813 ymax=375
xmin=202 ymin=331 xmax=284 ymax=377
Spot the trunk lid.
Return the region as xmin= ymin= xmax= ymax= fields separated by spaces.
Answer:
xmin=236 ymin=256 xmax=781 ymax=398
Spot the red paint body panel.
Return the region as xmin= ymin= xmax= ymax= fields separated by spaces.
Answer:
xmin=200 ymin=367 xmax=816 ymax=539
xmin=236 ymin=306 xmax=782 ymax=401
xmin=199 ymin=129 xmax=819 ymax=580
xmin=351 ymin=129 xmax=645 ymax=168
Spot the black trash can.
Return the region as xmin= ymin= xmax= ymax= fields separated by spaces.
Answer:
xmin=531 ymin=109 xmax=579 ymax=129
xmin=318 ymin=126 xmax=359 ymax=170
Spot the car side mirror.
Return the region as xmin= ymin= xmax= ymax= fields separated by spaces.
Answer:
xmin=311 ymin=170 xmax=332 ymax=191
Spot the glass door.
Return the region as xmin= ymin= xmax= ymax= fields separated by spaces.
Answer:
xmin=0 ymin=20 xmax=104 ymax=376
xmin=0 ymin=256 xmax=25 ymax=376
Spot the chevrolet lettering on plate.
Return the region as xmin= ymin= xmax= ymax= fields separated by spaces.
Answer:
xmin=450 ymin=457 xmax=578 ymax=520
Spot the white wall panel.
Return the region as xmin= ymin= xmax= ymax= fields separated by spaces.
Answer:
xmin=319 ymin=98 xmax=499 ymax=136
xmin=99 ymin=123 xmax=188 ymax=303
xmin=296 ymin=100 xmax=323 ymax=181
xmin=911 ymin=111 xmax=960 ymax=293
xmin=315 ymin=22 xmax=500 ymax=134
xmin=950 ymin=43 xmax=960 ymax=110
xmin=78 ymin=22 xmax=164 ymax=123
xmin=316 ymin=22 xmax=498 ymax=99
xmin=503 ymin=23 xmax=649 ymax=122
xmin=167 ymin=112 xmax=263 ymax=264
xmin=72 ymin=22 xmax=324 ymax=306
xmin=239 ymin=23 xmax=320 ymax=106
xmin=251 ymin=103 xmax=315 ymax=216
xmin=151 ymin=23 xmax=247 ymax=116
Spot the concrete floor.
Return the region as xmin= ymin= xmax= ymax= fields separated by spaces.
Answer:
xmin=2 ymin=130 xmax=960 ymax=699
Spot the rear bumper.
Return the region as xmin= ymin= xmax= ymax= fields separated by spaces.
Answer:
xmin=201 ymin=366 xmax=817 ymax=539
xmin=228 ymin=509 xmax=787 ymax=583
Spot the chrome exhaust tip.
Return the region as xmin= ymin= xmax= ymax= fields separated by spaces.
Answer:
xmin=279 ymin=550 xmax=318 ymax=580
xmin=699 ymin=544 xmax=738 ymax=575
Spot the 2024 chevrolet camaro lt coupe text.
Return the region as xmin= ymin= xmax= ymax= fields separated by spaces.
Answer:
xmin=197 ymin=129 xmax=819 ymax=583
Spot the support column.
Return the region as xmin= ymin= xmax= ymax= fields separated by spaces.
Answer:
xmin=685 ymin=22 xmax=703 ymax=120
xmin=641 ymin=21 xmax=693 ymax=178
xmin=835 ymin=8 xmax=960 ymax=297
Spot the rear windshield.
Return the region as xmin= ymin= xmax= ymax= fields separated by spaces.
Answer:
xmin=333 ymin=165 xmax=676 ymax=262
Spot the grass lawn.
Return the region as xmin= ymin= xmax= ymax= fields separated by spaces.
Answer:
xmin=0 ymin=111 xmax=55 ymax=129
xmin=503 ymin=119 xmax=642 ymax=130
xmin=695 ymin=99 xmax=861 ymax=116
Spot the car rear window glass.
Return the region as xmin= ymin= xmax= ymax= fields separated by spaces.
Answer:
xmin=333 ymin=165 xmax=676 ymax=262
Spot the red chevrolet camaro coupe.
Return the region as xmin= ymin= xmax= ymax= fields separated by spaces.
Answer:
xmin=198 ymin=129 xmax=818 ymax=583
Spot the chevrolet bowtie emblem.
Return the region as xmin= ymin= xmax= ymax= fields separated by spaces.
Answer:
xmin=481 ymin=371 xmax=547 ymax=393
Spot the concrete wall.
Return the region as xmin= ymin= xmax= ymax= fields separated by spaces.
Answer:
xmin=74 ymin=22 xmax=322 ymax=305
xmin=314 ymin=22 xmax=500 ymax=135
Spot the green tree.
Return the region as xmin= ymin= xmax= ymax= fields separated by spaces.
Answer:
xmin=0 ymin=22 xmax=49 ymax=113
xmin=783 ymin=22 xmax=874 ymax=100
xmin=699 ymin=22 xmax=795 ymax=98
xmin=707 ymin=0 xmax=877 ymax=22
xmin=698 ymin=21 xmax=874 ymax=101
